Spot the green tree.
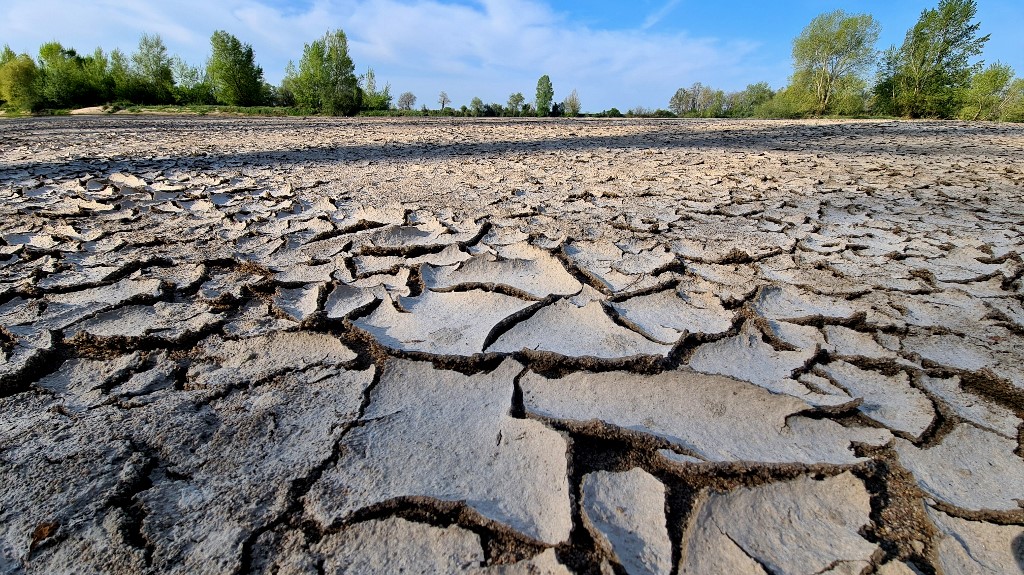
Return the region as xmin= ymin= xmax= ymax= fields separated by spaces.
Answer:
xmin=876 ymin=0 xmax=989 ymax=117
xmin=360 ymin=67 xmax=391 ymax=111
xmin=535 ymin=75 xmax=553 ymax=117
xmin=563 ymin=89 xmax=581 ymax=116
xmin=287 ymin=29 xmax=360 ymax=115
xmin=171 ymin=56 xmax=215 ymax=105
xmin=792 ymin=10 xmax=880 ymax=115
xmin=207 ymin=30 xmax=265 ymax=106
xmin=999 ymin=79 xmax=1024 ymax=122
xmin=131 ymin=33 xmax=174 ymax=103
xmin=37 ymin=42 xmax=89 ymax=108
xmin=397 ymin=91 xmax=416 ymax=110
xmin=727 ymin=82 xmax=775 ymax=117
xmin=958 ymin=62 xmax=1014 ymax=120
xmin=0 ymin=52 xmax=40 ymax=110
xmin=507 ymin=92 xmax=525 ymax=116
xmin=469 ymin=96 xmax=484 ymax=116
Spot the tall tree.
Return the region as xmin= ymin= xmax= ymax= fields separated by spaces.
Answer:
xmin=0 ymin=52 xmax=39 ymax=110
xmin=507 ymin=92 xmax=525 ymax=117
xmin=287 ymin=30 xmax=359 ymax=115
xmin=875 ymin=0 xmax=989 ymax=117
xmin=397 ymin=91 xmax=416 ymax=110
xmin=469 ymin=96 xmax=484 ymax=116
xmin=563 ymin=89 xmax=581 ymax=116
xmin=360 ymin=67 xmax=391 ymax=110
xmin=792 ymin=10 xmax=880 ymax=115
xmin=207 ymin=30 xmax=265 ymax=106
xmin=131 ymin=33 xmax=174 ymax=103
xmin=535 ymin=75 xmax=553 ymax=117
xmin=958 ymin=62 xmax=1014 ymax=120
xmin=438 ymin=90 xmax=450 ymax=110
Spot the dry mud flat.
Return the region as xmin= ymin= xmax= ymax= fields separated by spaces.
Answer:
xmin=1 ymin=116 xmax=1023 ymax=574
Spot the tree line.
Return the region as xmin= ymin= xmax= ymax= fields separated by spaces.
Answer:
xmin=1 ymin=0 xmax=1021 ymax=120
xmin=665 ymin=0 xmax=1023 ymax=121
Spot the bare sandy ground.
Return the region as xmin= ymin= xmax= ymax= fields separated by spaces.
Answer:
xmin=1 ymin=116 xmax=1023 ymax=574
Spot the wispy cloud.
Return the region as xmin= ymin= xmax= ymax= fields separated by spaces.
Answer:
xmin=0 ymin=0 xmax=767 ymax=110
xmin=641 ymin=0 xmax=682 ymax=31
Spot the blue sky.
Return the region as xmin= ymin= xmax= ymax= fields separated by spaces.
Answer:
xmin=2 ymin=0 xmax=1021 ymax=111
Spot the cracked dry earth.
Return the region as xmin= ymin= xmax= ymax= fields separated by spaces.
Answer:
xmin=0 ymin=116 xmax=1023 ymax=575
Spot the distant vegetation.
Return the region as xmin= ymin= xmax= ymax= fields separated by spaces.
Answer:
xmin=0 ymin=0 xmax=1020 ymax=120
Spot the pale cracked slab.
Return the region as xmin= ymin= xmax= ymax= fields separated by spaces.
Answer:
xmin=918 ymin=375 xmax=1021 ymax=438
xmin=895 ymin=423 xmax=1024 ymax=512
xmin=582 ymin=469 xmax=672 ymax=575
xmin=187 ymin=331 xmax=357 ymax=390
xmin=752 ymin=284 xmax=857 ymax=323
xmin=818 ymin=360 xmax=935 ymax=439
xmin=422 ymin=245 xmax=582 ymax=299
xmin=354 ymin=289 xmax=532 ymax=356
xmin=521 ymin=369 xmax=891 ymax=465
xmin=315 ymin=517 xmax=484 ymax=574
xmin=66 ymin=301 xmax=221 ymax=341
xmin=689 ymin=323 xmax=851 ymax=407
xmin=927 ymin=506 xmax=1024 ymax=575
xmin=305 ymin=359 xmax=572 ymax=545
xmin=133 ymin=366 xmax=374 ymax=574
xmin=679 ymin=472 xmax=878 ymax=575
xmin=487 ymin=299 xmax=672 ymax=359
xmin=611 ymin=288 xmax=733 ymax=344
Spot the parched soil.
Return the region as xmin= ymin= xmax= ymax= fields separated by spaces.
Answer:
xmin=1 ymin=116 xmax=1023 ymax=574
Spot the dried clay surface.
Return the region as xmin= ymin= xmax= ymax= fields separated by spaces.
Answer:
xmin=1 ymin=116 xmax=1023 ymax=574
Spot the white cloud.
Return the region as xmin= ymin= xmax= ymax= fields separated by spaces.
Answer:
xmin=0 ymin=0 xmax=774 ymax=110
xmin=641 ymin=0 xmax=682 ymax=31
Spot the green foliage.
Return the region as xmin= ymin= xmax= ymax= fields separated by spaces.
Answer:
xmin=131 ymin=33 xmax=174 ymax=103
xmin=792 ymin=10 xmax=880 ymax=114
xmin=360 ymin=67 xmax=391 ymax=111
xmin=171 ymin=56 xmax=215 ymax=105
xmin=535 ymin=75 xmax=553 ymax=117
xmin=469 ymin=96 xmax=484 ymax=116
xmin=669 ymin=82 xmax=725 ymax=117
xmin=875 ymin=0 xmax=989 ymax=117
xmin=755 ymin=84 xmax=818 ymax=118
xmin=207 ymin=30 xmax=265 ymax=106
xmin=286 ymin=29 xmax=360 ymax=115
xmin=397 ymin=91 xmax=416 ymax=110
xmin=999 ymin=79 xmax=1024 ymax=122
xmin=506 ymin=92 xmax=525 ymax=116
xmin=0 ymin=52 xmax=40 ymax=110
xmin=957 ymin=62 xmax=1013 ymax=120
xmin=563 ymin=89 xmax=581 ymax=116
xmin=727 ymin=82 xmax=775 ymax=117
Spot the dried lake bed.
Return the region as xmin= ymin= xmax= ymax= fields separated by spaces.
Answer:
xmin=1 ymin=116 xmax=1023 ymax=574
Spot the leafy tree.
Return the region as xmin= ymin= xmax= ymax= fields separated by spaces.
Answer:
xmin=131 ymin=33 xmax=174 ymax=103
xmin=507 ymin=92 xmax=525 ymax=116
xmin=287 ymin=29 xmax=360 ymax=115
xmin=727 ymin=82 xmax=775 ymax=117
xmin=0 ymin=52 xmax=40 ymax=110
xmin=469 ymin=96 xmax=484 ymax=116
xmin=171 ymin=56 xmax=215 ymax=105
xmin=958 ymin=62 xmax=1014 ymax=120
xmin=397 ymin=91 xmax=416 ymax=110
xmin=875 ymin=0 xmax=989 ymax=117
xmin=438 ymin=90 xmax=450 ymax=110
xmin=0 ymin=45 xmax=15 ymax=67
xmin=36 ymin=42 xmax=89 ymax=108
xmin=535 ymin=75 xmax=553 ymax=117
xmin=669 ymin=82 xmax=726 ymax=117
xmin=360 ymin=67 xmax=391 ymax=110
xmin=207 ymin=30 xmax=265 ymax=106
xmin=755 ymin=84 xmax=817 ymax=118
xmin=999 ymin=79 xmax=1024 ymax=122
xmin=563 ymin=89 xmax=581 ymax=116
xmin=792 ymin=10 xmax=879 ymax=115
